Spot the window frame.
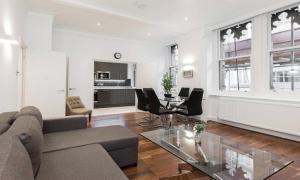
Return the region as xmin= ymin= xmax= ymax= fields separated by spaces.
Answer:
xmin=218 ymin=20 xmax=253 ymax=92
xmin=169 ymin=44 xmax=179 ymax=87
xmin=268 ymin=4 xmax=300 ymax=91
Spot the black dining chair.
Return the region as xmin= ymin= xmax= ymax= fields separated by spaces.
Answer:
xmin=170 ymin=87 xmax=190 ymax=110
xmin=178 ymin=87 xmax=190 ymax=98
xmin=143 ymin=88 xmax=167 ymax=108
xmin=135 ymin=89 xmax=160 ymax=127
xmin=142 ymin=88 xmax=153 ymax=98
xmin=193 ymin=88 xmax=203 ymax=91
xmin=176 ymin=89 xmax=204 ymax=122
xmin=145 ymin=89 xmax=174 ymax=128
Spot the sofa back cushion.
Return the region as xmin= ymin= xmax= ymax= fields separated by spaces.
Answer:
xmin=0 ymin=136 xmax=34 ymax=180
xmin=67 ymin=96 xmax=85 ymax=109
xmin=0 ymin=123 xmax=10 ymax=135
xmin=5 ymin=116 xmax=43 ymax=176
xmin=15 ymin=106 xmax=43 ymax=128
xmin=0 ymin=111 xmax=18 ymax=125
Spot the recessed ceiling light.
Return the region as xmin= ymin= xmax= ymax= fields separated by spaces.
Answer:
xmin=147 ymin=32 xmax=151 ymax=37
xmin=97 ymin=22 xmax=102 ymax=26
xmin=135 ymin=1 xmax=147 ymax=9
xmin=184 ymin=17 xmax=189 ymax=21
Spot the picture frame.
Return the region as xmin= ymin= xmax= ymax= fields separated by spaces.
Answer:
xmin=183 ymin=70 xmax=193 ymax=78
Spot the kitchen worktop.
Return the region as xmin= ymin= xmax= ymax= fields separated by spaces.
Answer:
xmin=94 ymin=86 xmax=135 ymax=90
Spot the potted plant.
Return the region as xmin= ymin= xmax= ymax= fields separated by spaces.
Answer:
xmin=161 ymin=73 xmax=173 ymax=98
xmin=193 ymin=122 xmax=207 ymax=144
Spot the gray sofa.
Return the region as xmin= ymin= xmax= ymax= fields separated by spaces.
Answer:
xmin=0 ymin=106 xmax=138 ymax=180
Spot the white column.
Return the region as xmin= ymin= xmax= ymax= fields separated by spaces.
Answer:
xmin=250 ymin=14 xmax=269 ymax=95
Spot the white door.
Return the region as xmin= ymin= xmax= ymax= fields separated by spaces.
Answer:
xmin=24 ymin=50 xmax=67 ymax=118
xmin=67 ymin=56 xmax=94 ymax=109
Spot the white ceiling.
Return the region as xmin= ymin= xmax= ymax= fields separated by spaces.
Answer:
xmin=28 ymin=0 xmax=283 ymax=42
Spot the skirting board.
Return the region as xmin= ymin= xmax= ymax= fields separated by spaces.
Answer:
xmin=207 ymin=116 xmax=300 ymax=142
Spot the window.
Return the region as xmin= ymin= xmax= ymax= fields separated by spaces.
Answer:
xmin=219 ymin=21 xmax=252 ymax=91
xmin=270 ymin=5 xmax=300 ymax=91
xmin=169 ymin=44 xmax=179 ymax=87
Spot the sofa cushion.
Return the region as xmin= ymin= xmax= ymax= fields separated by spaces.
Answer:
xmin=43 ymin=125 xmax=138 ymax=153
xmin=0 ymin=123 xmax=10 ymax=134
xmin=70 ymin=108 xmax=92 ymax=115
xmin=15 ymin=106 xmax=43 ymax=128
xmin=67 ymin=96 xmax=85 ymax=109
xmin=5 ymin=116 xmax=43 ymax=176
xmin=36 ymin=144 xmax=128 ymax=180
xmin=0 ymin=136 xmax=34 ymax=180
xmin=0 ymin=111 xmax=18 ymax=125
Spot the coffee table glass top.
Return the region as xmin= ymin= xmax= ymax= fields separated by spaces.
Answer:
xmin=141 ymin=125 xmax=293 ymax=180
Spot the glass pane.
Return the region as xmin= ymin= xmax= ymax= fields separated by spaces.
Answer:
xmin=220 ymin=22 xmax=252 ymax=59
xmin=171 ymin=45 xmax=179 ymax=67
xmin=294 ymin=23 xmax=300 ymax=46
xmin=169 ymin=67 xmax=178 ymax=87
xmin=272 ymin=51 xmax=292 ymax=91
xmin=293 ymin=63 xmax=300 ymax=91
xmin=220 ymin=57 xmax=251 ymax=91
xmin=294 ymin=50 xmax=300 ymax=90
xmin=271 ymin=12 xmax=292 ymax=49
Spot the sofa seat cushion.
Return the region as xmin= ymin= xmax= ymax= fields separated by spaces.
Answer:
xmin=70 ymin=108 xmax=92 ymax=115
xmin=43 ymin=125 xmax=138 ymax=153
xmin=0 ymin=111 xmax=17 ymax=125
xmin=0 ymin=136 xmax=34 ymax=180
xmin=36 ymin=144 xmax=128 ymax=180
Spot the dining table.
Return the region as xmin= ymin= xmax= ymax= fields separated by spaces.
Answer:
xmin=158 ymin=96 xmax=187 ymax=109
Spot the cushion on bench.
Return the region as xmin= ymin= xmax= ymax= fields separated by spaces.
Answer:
xmin=43 ymin=125 xmax=138 ymax=153
xmin=0 ymin=136 xmax=34 ymax=180
xmin=0 ymin=111 xmax=18 ymax=125
xmin=5 ymin=116 xmax=43 ymax=176
xmin=36 ymin=144 xmax=128 ymax=180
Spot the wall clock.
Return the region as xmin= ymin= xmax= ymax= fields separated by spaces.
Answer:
xmin=114 ymin=52 xmax=122 ymax=59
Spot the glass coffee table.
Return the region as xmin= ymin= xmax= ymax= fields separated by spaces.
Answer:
xmin=141 ymin=125 xmax=293 ymax=180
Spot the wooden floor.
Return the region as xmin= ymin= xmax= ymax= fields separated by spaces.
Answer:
xmin=92 ymin=112 xmax=300 ymax=180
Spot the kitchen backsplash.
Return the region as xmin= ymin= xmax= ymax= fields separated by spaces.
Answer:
xmin=94 ymin=79 xmax=131 ymax=86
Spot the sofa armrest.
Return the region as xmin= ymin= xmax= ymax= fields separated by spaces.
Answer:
xmin=43 ymin=115 xmax=87 ymax=134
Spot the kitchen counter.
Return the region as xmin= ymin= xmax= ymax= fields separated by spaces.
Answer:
xmin=94 ymin=86 xmax=135 ymax=90
xmin=94 ymin=87 xmax=136 ymax=108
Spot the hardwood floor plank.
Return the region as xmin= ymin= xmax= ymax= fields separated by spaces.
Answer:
xmin=92 ymin=112 xmax=300 ymax=180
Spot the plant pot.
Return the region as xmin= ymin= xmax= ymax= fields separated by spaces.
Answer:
xmin=164 ymin=94 xmax=172 ymax=98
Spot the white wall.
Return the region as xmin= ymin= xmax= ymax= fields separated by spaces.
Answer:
xmin=25 ymin=12 xmax=53 ymax=51
xmin=174 ymin=28 xmax=213 ymax=120
xmin=174 ymin=1 xmax=300 ymax=141
xmin=0 ymin=0 xmax=27 ymax=112
xmin=53 ymin=29 xmax=166 ymax=109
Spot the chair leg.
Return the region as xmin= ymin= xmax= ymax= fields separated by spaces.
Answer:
xmin=137 ymin=113 xmax=160 ymax=127
xmin=88 ymin=113 xmax=91 ymax=123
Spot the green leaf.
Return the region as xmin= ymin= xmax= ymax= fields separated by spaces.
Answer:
xmin=161 ymin=73 xmax=174 ymax=94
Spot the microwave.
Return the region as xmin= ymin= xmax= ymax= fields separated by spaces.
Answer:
xmin=96 ymin=71 xmax=110 ymax=80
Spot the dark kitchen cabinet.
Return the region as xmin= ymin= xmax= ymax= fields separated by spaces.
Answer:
xmin=109 ymin=63 xmax=127 ymax=80
xmin=94 ymin=89 xmax=135 ymax=108
xmin=95 ymin=89 xmax=112 ymax=107
xmin=125 ymin=89 xmax=135 ymax=105
xmin=119 ymin=63 xmax=127 ymax=80
xmin=94 ymin=62 xmax=127 ymax=80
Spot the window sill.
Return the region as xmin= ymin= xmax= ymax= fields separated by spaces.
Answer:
xmin=208 ymin=92 xmax=300 ymax=106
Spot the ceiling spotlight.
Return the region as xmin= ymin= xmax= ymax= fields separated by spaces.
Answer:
xmin=97 ymin=22 xmax=102 ymax=26
xmin=135 ymin=1 xmax=147 ymax=9
xmin=184 ymin=17 xmax=189 ymax=21
xmin=147 ymin=32 xmax=151 ymax=37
